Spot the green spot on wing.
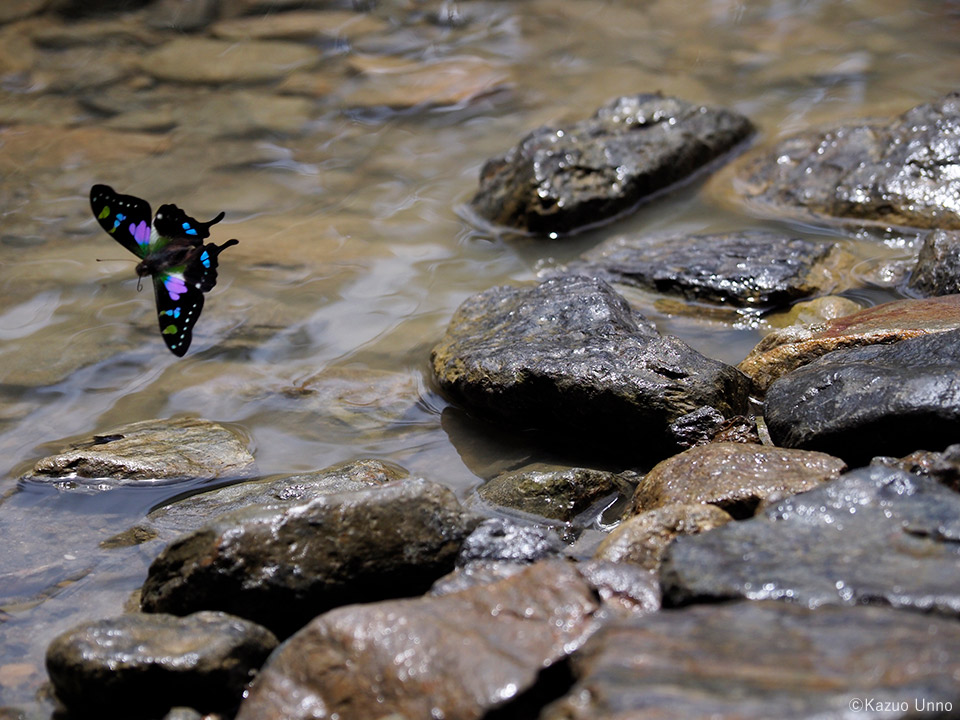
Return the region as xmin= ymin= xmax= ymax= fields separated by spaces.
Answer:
xmin=162 ymin=324 xmax=178 ymax=335
xmin=98 ymin=206 xmax=110 ymax=219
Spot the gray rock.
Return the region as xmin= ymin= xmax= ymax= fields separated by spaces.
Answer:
xmin=104 ymin=458 xmax=406 ymax=547
xmin=737 ymin=93 xmax=960 ymax=229
xmin=476 ymin=464 xmax=638 ymax=522
xmin=20 ymin=417 xmax=256 ymax=490
xmin=764 ymin=328 xmax=960 ymax=462
xmin=45 ymin=611 xmax=277 ymax=717
xmin=470 ymin=93 xmax=753 ymax=234
xmin=661 ymin=466 xmax=960 ymax=615
xmin=628 ymin=442 xmax=845 ymax=517
xmin=431 ymin=275 xmax=750 ymax=459
xmin=594 ymin=503 xmax=733 ymax=571
xmin=575 ymin=560 xmax=661 ymax=616
xmin=739 ymin=294 xmax=960 ymax=394
xmin=140 ymin=478 xmax=479 ymax=637
xmin=541 ymin=601 xmax=960 ymax=720
xmin=456 ymin=517 xmax=565 ymax=565
xmin=566 ymin=231 xmax=852 ymax=308
xmin=236 ymin=560 xmax=602 ymax=720
xmin=908 ymin=230 xmax=960 ymax=296
xmin=667 ymin=407 xmax=760 ymax=449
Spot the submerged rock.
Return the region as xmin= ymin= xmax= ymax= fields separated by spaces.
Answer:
xmin=737 ymin=93 xmax=960 ymax=229
xmin=236 ymin=560 xmax=601 ymax=720
xmin=594 ymin=503 xmax=733 ymax=571
xmin=908 ymin=230 xmax=960 ymax=297
xmin=45 ymin=611 xmax=277 ymax=717
xmin=661 ymin=465 xmax=960 ymax=615
xmin=565 ymin=230 xmax=853 ymax=308
xmin=431 ymin=275 xmax=750 ymax=459
xmin=140 ymin=478 xmax=478 ymax=637
xmin=628 ymin=443 xmax=845 ymax=518
xmin=542 ymin=601 xmax=960 ymax=719
xmin=764 ymin=328 xmax=960 ymax=462
xmin=475 ymin=464 xmax=637 ymax=522
xmin=739 ymin=293 xmax=960 ymax=393
xmin=470 ymin=93 xmax=753 ymax=234
xmin=141 ymin=37 xmax=320 ymax=84
xmin=20 ymin=417 xmax=255 ymax=489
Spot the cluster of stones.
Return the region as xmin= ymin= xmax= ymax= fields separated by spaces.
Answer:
xmin=32 ymin=91 xmax=960 ymax=719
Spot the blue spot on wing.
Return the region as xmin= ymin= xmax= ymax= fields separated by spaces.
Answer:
xmin=200 ymin=250 xmax=211 ymax=268
xmin=182 ymin=222 xmax=198 ymax=236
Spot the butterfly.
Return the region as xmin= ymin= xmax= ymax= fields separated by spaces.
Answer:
xmin=90 ymin=184 xmax=239 ymax=356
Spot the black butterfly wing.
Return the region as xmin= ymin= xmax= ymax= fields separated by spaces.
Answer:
xmin=152 ymin=267 xmax=204 ymax=357
xmin=154 ymin=204 xmax=226 ymax=243
xmin=151 ymin=239 xmax=239 ymax=356
xmin=90 ymin=184 xmax=154 ymax=259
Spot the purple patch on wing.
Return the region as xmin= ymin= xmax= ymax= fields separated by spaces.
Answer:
xmin=164 ymin=275 xmax=188 ymax=300
xmin=129 ymin=220 xmax=151 ymax=246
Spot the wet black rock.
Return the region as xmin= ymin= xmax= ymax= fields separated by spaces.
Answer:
xmin=431 ymin=275 xmax=751 ymax=459
xmin=542 ymin=601 xmax=960 ymax=720
xmin=19 ymin=417 xmax=256 ymax=490
xmin=908 ymin=230 xmax=960 ymax=296
xmin=667 ymin=407 xmax=760 ymax=448
xmin=237 ymin=560 xmax=602 ymax=720
xmin=140 ymin=478 xmax=479 ymax=637
xmin=470 ymin=93 xmax=753 ymax=234
xmin=45 ymin=611 xmax=277 ymax=717
xmin=738 ymin=93 xmax=960 ymax=229
xmin=566 ymin=230 xmax=851 ymax=308
xmin=764 ymin=328 xmax=960 ymax=463
xmin=475 ymin=464 xmax=638 ymax=522
xmin=661 ymin=465 xmax=960 ymax=615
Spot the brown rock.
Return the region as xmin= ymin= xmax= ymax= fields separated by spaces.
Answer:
xmin=211 ymin=10 xmax=387 ymax=42
xmin=237 ymin=560 xmax=602 ymax=720
xmin=739 ymin=294 xmax=960 ymax=393
xmin=594 ymin=503 xmax=733 ymax=570
xmin=628 ymin=443 xmax=846 ymax=518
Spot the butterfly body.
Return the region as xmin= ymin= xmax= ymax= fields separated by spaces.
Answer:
xmin=89 ymin=184 xmax=238 ymax=356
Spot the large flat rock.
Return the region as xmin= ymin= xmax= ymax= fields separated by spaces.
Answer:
xmin=660 ymin=465 xmax=960 ymax=616
xmin=566 ymin=230 xmax=853 ymax=309
xmin=431 ymin=275 xmax=750 ymax=458
xmin=541 ymin=601 xmax=960 ymax=720
xmin=140 ymin=478 xmax=478 ymax=637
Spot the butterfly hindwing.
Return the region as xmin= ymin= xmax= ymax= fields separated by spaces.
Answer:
xmin=150 ymin=240 xmax=239 ymax=356
xmin=152 ymin=267 xmax=205 ymax=357
xmin=89 ymin=184 xmax=154 ymax=259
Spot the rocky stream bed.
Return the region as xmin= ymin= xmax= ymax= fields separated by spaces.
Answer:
xmin=3 ymin=2 xmax=960 ymax=719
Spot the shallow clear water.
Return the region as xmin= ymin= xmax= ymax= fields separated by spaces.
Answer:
xmin=1 ymin=0 xmax=958 ymax=713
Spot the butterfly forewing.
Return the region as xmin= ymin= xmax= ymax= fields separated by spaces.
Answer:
xmin=152 ymin=267 xmax=205 ymax=357
xmin=154 ymin=204 xmax=226 ymax=243
xmin=89 ymin=184 xmax=154 ymax=259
